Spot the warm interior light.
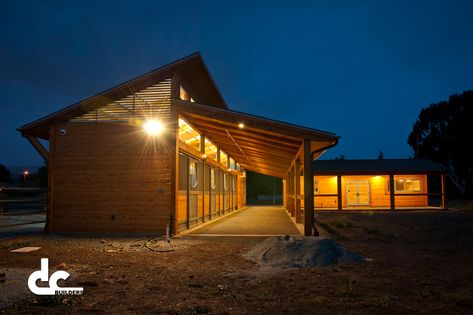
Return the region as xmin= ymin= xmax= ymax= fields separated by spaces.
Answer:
xmin=238 ymin=122 xmax=245 ymax=129
xmin=144 ymin=120 xmax=164 ymax=135
xmin=23 ymin=171 xmax=29 ymax=175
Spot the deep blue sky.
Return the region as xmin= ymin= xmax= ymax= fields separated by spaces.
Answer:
xmin=1 ymin=1 xmax=473 ymax=167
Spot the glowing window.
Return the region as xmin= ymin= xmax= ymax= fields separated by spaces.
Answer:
xmin=220 ymin=151 xmax=228 ymax=167
xmin=179 ymin=118 xmax=201 ymax=152
xmin=210 ymin=168 xmax=216 ymax=190
xmin=229 ymin=158 xmax=235 ymax=170
xmin=189 ymin=161 xmax=198 ymax=188
xmin=223 ymin=173 xmax=228 ymax=191
xmin=388 ymin=178 xmax=422 ymax=193
xmin=204 ymin=138 xmax=218 ymax=161
xmin=180 ymin=86 xmax=190 ymax=101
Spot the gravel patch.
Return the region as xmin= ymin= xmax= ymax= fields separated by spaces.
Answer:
xmin=244 ymin=236 xmax=364 ymax=268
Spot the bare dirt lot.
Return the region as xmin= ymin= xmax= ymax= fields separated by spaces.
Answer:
xmin=1 ymin=210 xmax=473 ymax=314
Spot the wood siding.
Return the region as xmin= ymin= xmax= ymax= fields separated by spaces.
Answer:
xmin=311 ymin=174 xmax=428 ymax=209
xmin=50 ymin=122 xmax=173 ymax=234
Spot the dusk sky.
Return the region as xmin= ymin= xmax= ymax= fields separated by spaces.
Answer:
xmin=1 ymin=1 xmax=472 ymax=168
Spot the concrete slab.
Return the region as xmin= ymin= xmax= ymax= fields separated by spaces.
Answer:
xmin=189 ymin=206 xmax=301 ymax=235
xmin=10 ymin=247 xmax=41 ymax=253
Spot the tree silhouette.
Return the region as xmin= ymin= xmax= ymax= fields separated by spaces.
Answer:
xmin=408 ymin=90 xmax=473 ymax=198
xmin=377 ymin=150 xmax=384 ymax=160
xmin=0 ymin=164 xmax=11 ymax=182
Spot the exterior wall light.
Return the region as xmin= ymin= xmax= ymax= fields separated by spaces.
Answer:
xmin=238 ymin=122 xmax=245 ymax=129
xmin=144 ymin=120 xmax=164 ymax=135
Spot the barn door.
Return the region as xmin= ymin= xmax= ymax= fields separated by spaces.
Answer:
xmin=346 ymin=180 xmax=370 ymax=206
xmin=188 ymin=158 xmax=202 ymax=226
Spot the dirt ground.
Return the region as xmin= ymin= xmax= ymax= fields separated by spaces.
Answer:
xmin=1 ymin=210 xmax=473 ymax=314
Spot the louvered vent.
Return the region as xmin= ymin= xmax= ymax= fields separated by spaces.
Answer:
xmin=70 ymin=78 xmax=171 ymax=122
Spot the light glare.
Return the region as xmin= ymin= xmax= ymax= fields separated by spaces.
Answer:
xmin=144 ymin=120 xmax=164 ymax=135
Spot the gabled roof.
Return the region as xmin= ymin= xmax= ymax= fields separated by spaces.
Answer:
xmin=19 ymin=52 xmax=227 ymax=139
xmin=313 ymin=159 xmax=448 ymax=175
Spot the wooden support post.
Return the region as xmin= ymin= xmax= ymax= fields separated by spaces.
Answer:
xmin=170 ymin=78 xmax=180 ymax=235
xmin=303 ymin=139 xmax=317 ymax=236
xmin=201 ymin=135 xmax=206 ymax=221
xmin=26 ymin=136 xmax=49 ymax=161
xmin=389 ymin=174 xmax=395 ymax=211
xmin=291 ymin=161 xmax=296 ymax=217
xmin=288 ymin=169 xmax=292 ymax=213
xmin=441 ymin=174 xmax=447 ymax=210
xmin=295 ymin=159 xmax=301 ymax=223
xmin=337 ymin=174 xmax=342 ymax=211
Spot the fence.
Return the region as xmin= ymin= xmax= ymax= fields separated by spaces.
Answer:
xmin=0 ymin=186 xmax=46 ymax=230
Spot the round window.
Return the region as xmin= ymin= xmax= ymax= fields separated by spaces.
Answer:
xmin=189 ymin=161 xmax=198 ymax=188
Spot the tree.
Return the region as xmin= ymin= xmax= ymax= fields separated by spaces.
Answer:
xmin=407 ymin=90 xmax=473 ymax=198
xmin=377 ymin=150 xmax=384 ymax=160
xmin=0 ymin=164 xmax=11 ymax=182
xmin=334 ymin=155 xmax=345 ymax=160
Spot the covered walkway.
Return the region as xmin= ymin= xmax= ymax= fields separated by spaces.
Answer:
xmin=189 ymin=206 xmax=301 ymax=236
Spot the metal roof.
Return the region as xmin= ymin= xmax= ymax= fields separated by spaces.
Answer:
xmin=313 ymin=159 xmax=448 ymax=175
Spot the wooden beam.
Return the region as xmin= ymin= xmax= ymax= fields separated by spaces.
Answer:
xmin=303 ymin=139 xmax=316 ymax=236
xmin=184 ymin=120 xmax=302 ymax=150
xmin=441 ymin=174 xmax=447 ymax=210
xmin=389 ymin=174 xmax=395 ymax=211
xmin=295 ymin=159 xmax=301 ymax=223
xmin=26 ymin=136 xmax=49 ymax=161
xmin=170 ymin=74 xmax=180 ymax=234
xmin=337 ymin=174 xmax=342 ymax=211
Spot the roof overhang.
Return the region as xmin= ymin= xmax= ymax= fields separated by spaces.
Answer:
xmin=18 ymin=52 xmax=227 ymax=140
xmin=175 ymin=99 xmax=339 ymax=178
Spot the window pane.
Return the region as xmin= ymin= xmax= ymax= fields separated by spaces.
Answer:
xmin=210 ymin=168 xmax=216 ymax=190
xmin=395 ymin=180 xmax=404 ymax=192
xmin=413 ymin=179 xmax=421 ymax=192
xmin=405 ymin=180 xmax=413 ymax=192
xmin=204 ymin=139 xmax=218 ymax=161
xmin=179 ymin=118 xmax=201 ymax=151
xmin=220 ymin=151 xmax=228 ymax=167
xmin=190 ymin=161 xmax=198 ymax=188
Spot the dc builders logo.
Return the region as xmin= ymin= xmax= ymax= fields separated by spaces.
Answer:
xmin=28 ymin=258 xmax=84 ymax=295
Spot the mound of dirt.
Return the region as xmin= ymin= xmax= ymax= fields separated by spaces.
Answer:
xmin=244 ymin=236 xmax=364 ymax=268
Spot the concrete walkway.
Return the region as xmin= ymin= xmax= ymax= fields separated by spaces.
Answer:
xmin=189 ymin=206 xmax=301 ymax=236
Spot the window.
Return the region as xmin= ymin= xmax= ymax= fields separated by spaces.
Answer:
xmin=388 ymin=178 xmax=422 ymax=193
xmin=223 ymin=173 xmax=228 ymax=191
xmin=220 ymin=150 xmax=228 ymax=167
xmin=210 ymin=168 xmax=216 ymax=190
xmin=314 ymin=179 xmax=320 ymax=194
xmin=204 ymin=138 xmax=218 ymax=161
xmin=179 ymin=117 xmax=201 ymax=151
xmin=189 ymin=161 xmax=198 ymax=188
xmin=180 ymin=86 xmax=190 ymax=101
xmin=229 ymin=158 xmax=235 ymax=170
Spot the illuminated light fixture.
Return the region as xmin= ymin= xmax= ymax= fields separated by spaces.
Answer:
xmin=144 ymin=120 xmax=164 ymax=135
xmin=202 ymin=153 xmax=207 ymax=159
xmin=238 ymin=122 xmax=245 ymax=129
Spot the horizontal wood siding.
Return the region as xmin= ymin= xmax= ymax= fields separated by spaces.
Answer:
xmin=313 ymin=174 xmax=428 ymax=209
xmin=51 ymin=122 xmax=172 ymax=234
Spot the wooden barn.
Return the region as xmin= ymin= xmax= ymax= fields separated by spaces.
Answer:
xmin=19 ymin=53 xmax=339 ymax=236
xmin=309 ymin=159 xmax=448 ymax=210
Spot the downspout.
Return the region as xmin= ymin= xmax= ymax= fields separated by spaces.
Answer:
xmin=309 ymin=137 xmax=340 ymax=235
